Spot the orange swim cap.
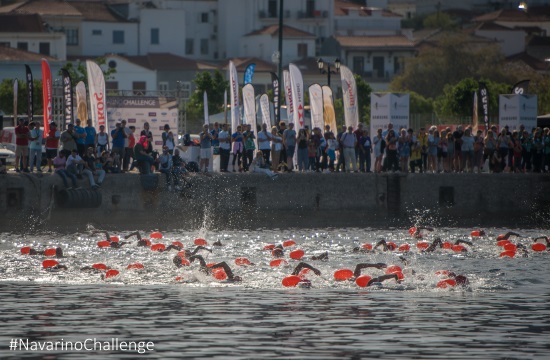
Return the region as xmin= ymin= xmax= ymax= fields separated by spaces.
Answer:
xmin=436 ymin=279 xmax=457 ymax=288
xmin=282 ymin=275 xmax=301 ymax=287
xmin=361 ymin=243 xmax=373 ymax=250
xmin=442 ymin=242 xmax=453 ymax=249
xmin=355 ymin=275 xmax=372 ymax=287
xmin=451 ymin=245 xmax=467 ymax=253
xmin=503 ymin=243 xmax=517 ymax=252
xmin=385 ymin=265 xmax=402 ymax=274
xmin=471 ymin=231 xmax=481 ymax=237
xmin=334 ymin=269 xmax=354 ymax=281
xmin=532 ymin=243 xmax=547 ymax=252
xmin=398 ymin=244 xmax=410 ymax=252
xmin=127 ymin=263 xmax=144 ymax=270
xmin=175 ymin=276 xmax=184 ymax=282
xmin=283 ymin=240 xmax=297 ymax=247
xmin=20 ymin=246 xmax=31 ymax=255
xmin=289 ymin=249 xmax=305 ymax=260
xmin=270 ymin=259 xmax=288 ymax=267
xmin=496 ymin=234 xmax=506 ymax=241
xmin=416 ymin=241 xmax=430 ymax=250
xmin=105 ymin=269 xmax=120 ymax=279
xmin=206 ymin=262 xmax=216 ymax=268
xmin=408 ymin=227 xmax=417 ymax=235
xmin=235 ymin=257 xmax=252 ymax=266
xmin=150 ymin=232 xmax=163 ymax=239
xmin=497 ymin=240 xmax=511 ymax=247
xmin=194 ymin=238 xmax=207 ymax=246
xmin=110 ymin=236 xmax=120 ymax=242
xmin=42 ymin=259 xmax=59 ymax=268
xmin=97 ymin=241 xmax=111 ymax=248
xmin=297 ymin=268 xmax=311 ymax=279
xmin=151 ymin=243 xmax=166 ymax=252
xmin=499 ymin=250 xmax=516 ymax=258
xmin=180 ymin=258 xmax=191 ymax=266
xmin=212 ymin=267 xmax=227 ymax=280
xmin=172 ymin=241 xmax=184 ymax=248
xmin=387 ymin=242 xmax=397 ymax=251
xmin=394 ymin=271 xmax=404 ymax=280
xmin=92 ymin=263 xmax=108 ymax=271
xmin=263 ymin=244 xmax=276 ymax=250
xmin=43 ymin=248 xmax=57 ymax=257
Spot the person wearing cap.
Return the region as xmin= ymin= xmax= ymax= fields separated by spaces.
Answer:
xmin=45 ymin=122 xmax=60 ymax=172
xmin=14 ymin=118 xmax=30 ymax=172
xmin=60 ymin=123 xmax=77 ymax=157
xmin=111 ymin=122 xmax=126 ymax=167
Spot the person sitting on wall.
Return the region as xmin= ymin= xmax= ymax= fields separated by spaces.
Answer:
xmin=133 ymin=135 xmax=155 ymax=174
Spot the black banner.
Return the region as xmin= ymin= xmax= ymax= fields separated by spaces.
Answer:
xmin=512 ymin=79 xmax=530 ymax=95
xmin=24 ymin=65 xmax=33 ymax=121
xmin=479 ymin=82 xmax=489 ymax=131
xmin=61 ymin=69 xmax=74 ymax=125
xmin=270 ymin=72 xmax=279 ymax=122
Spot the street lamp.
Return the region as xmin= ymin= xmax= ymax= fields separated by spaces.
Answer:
xmin=317 ymin=58 xmax=341 ymax=87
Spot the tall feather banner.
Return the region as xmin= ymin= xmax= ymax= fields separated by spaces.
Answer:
xmin=204 ymin=91 xmax=209 ymax=125
xmin=472 ymin=91 xmax=478 ymax=133
xmin=242 ymin=84 xmax=256 ymax=128
xmin=283 ymin=70 xmax=293 ymax=124
xmin=309 ymin=84 xmax=324 ymax=130
xmin=270 ymin=72 xmax=279 ymax=122
xmin=76 ymin=81 xmax=88 ymax=126
xmin=260 ymin=94 xmax=271 ymax=128
xmin=86 ymin=60 xmax=106 ymax=128
xmin=340 ymin=65 xmax=359 ymax=130
xmin=24 ymin=65 xmax=33 ymax=122
xmin=61 ymin=69 xmax=74 ymax=126
xmin=479 ymin=82 xmax=489 ymax=132
xmin=243 ymin=63 xmax=256 ymax=85
xmin=512 ymin=79 xmax=530 ymax=95
xmin=229 ymin=60 xmax=241 ymax=132
xmin=322 ymin=86 xmax=337 ymax=134
xmin=41 ymin=59 xmax=52 ymax=135
xmin=289 ymin=64 xmax=304 ymax=129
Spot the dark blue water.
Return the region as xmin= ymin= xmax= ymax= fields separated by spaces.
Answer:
xmin=1 ymin=228 xmax=549 ymax=359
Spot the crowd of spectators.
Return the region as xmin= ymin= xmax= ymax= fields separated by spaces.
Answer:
xmin=6 ymin=118 xmax=550 ymax=187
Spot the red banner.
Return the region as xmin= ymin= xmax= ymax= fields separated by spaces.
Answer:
xmin=41 ymin=59 xmax=52 ymax=135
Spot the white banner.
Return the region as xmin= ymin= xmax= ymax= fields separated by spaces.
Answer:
xmin=370 ymin=93 xmax=409 ymax=137
xmin=242 ymin=84 xmax=256 ymax=128
xmin=309 ymin=84 xmax=323 ymax=130
xmin=86 ymin=60 xmax=106 ymax=128
xmin=13 ymin=79 xmax=17 ymax=123
xmin=283 ymin=70 xmax=293 ymax=125
xmin=204 ymin=91 xmax=209 ymax=125
xmin=260 ymin=94 xmax=271 ymax=129
xmin=289 ymin=63 xmax=304 ymax=130
xmin=322 ymin=86 xmax=337 ymax=134
xmin=340 ymin=65 xmax=359 ymax=130
xmin=229 ymin=60 xmax=240 ymax=132
xmin=499 ymin=94 xmax=537 ymax=132
xmin=76 ymin=81 xmax=88 ymax=125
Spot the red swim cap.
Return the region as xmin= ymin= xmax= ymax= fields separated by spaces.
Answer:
xmin=451 ymin=245 xmax=467 ymax=253
xmin=385 ymin=265 xmax=402 ymax=274
xmin=270 ymin=259 xmax=288 ymax=267
xmin=408 ymin=227 xmax=417 ymax=235
xmin=289 ymin=249 xmax=305 ymax=260
xmin=211 ymin=267 xmax=227 ymax=280
xmin=263 ymin=244 xmax=276 ymax=250
xmin=282 ymin=275 xmax=301 ymax=287
xmin=497 ymin=240 xmax=511 ymax=247
xmin=172 ymin=241 xmax=184 ymax=249
xmin=532 ymin=243 xmax=547 ymax=252
xmin=20 ymin=246 xmax=31 ymax=255
xmin=235 ymin=257 xmax=252 ymax=266
xmin=361 ymin=243 xmax=373 ymax=250
xmin=355 ymin=275 xmax=372 ymax=287
xmin=398 ymin=244 xmax=410 ymax=252
xmin=127 ymin=263 xmax=144 ymax=270
xmin=499 ymin=250 xmax=516 ymax=258
xmin=105 ymin=269 xmax=120 ymax=279
xmin=442 ymin=242 xmax=453 ymax=249
xmin=92 ymin=263 xmax=108 ymax=271
xmin=503 ymin=243 xmax=517 ymax=252
xmin=334 ymin=269 xmax=354 ymax=281
xmin=43 ymin=248 xmax=57 ymax=257
xmin=436 ymin=279 xmax=457 ymax=288
xmin=150 ymin=243 xmax=166 ymax=252
xmin=42 ymin=259 xmax=59 ymax=268
xmin=194 ymin=238 xmax=207 ymax=246
xmin=97 ymin=241 xmax=111 ymax=248
xmin=416 ymin=241 xmax=430 ymax=250
xmin=110 ymin=236 xmax=120 ymax=242
xmin=471 ymin=231 xmax=481 ymax=237
xmin=150 ymin=232 xmax=163 ymax=239
xmin=283 ymin=240 xmax=296 ymax=247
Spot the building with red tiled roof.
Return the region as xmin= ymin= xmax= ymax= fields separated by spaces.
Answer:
xmin=473 ymin=8 xmax=550 ymax=37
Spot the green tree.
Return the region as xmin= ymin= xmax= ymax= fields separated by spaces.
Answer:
xmin=409 ymin=91 xmax=434 ymax=114
xmin=186 ymin=70 xmax=228 ymax=124
xmin=355 ymin=74 xmax=373 ymax=126
xmin=59 ymin=57 xmax=116 ymax=85
xmin=0 ymin=79 xmax=43 ymax=116
xmin=390 ymin=33 xmax=515 ymax=99
xmin=423 ymin=12 xmax=456 ymax=30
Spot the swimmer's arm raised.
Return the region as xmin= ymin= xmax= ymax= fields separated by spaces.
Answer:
xmin=190 ymin=246 xmax=212 ymax=255
xmin=353 ymin=263 xmax=387 ymax=278
xmin=455 ymin=239 xmax=473 ymax=247
xmin=423 ymin=238 xmax=442 ymax=253
xmin=368 ymin=274 xmax=399 ymax=286
xmin=124 ymin=231 xmax=142 ymax=240
xmin=91 ymin=230 xmax=110 ymax=241
xmin=291 ymin=262 xmax=321 ymax=276
xmin=188 ymin=255 xmax=207 ymax=268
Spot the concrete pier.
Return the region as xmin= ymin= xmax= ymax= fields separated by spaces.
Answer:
xmin=1 ymin=172 xmax=549 ymax=232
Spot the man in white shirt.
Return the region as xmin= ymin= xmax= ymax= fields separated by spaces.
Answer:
xmin=28 ymin=121 xmax=43 ymax=172
xmin=257 ymin=123 xmax=272 ymax=166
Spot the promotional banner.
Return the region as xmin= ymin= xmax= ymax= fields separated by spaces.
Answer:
xmin=41 ymin=59 xmax=52 ymax=135
xmin=13 ymin=79 xmax=18 ymax=124
xmin=86 ymin=60 xmax=106 ymax=128
xmin=244 ymin=63 xmax=256 ymax=85
xmin=24 ymin=65 xmax=33 ymax=122
xmin=322 ymin=86 xmax=337 ymax=134
xmin=283 ymin=70 xmax=293 ymax=125
xmin=479 ymin=82 xmax=489 ymax=131
xmin=499 ymin=94 xmax=537 ymax=132
xmin=472 ymin=91 xmax=478 ymax=133
xmin=289 ymin=63 xmax=304 ymax=129
xmin=512 ymin=79 xmax=530 ymax=95
xmin=370 ymin=93 xmax=410 ymax=138
xmin=229 ymin=60 xmax=241 ymax=132
xmin=224 ymin=89 xmax=227 ymax=124
xmin=340 ymin=65 xmax=359 ymax=130
xmin=270 ymin=72 xmax=279 ymax=123
xmin=204 ymin=91 xmax=209 ymax=125
xmin=260 ymin=94 xmax=271 ymax=129
xmin=76 ymin=81 xmax=88 ymax=125
xmin=107 ymin=96 xmax=178 ymax=151
xmin=309 ymin=84 xmax=323 ymax=130
xmin=61 ymin=69 xmax=74 ymax=126
xmin=242 ymin=84 xmax=256 ymax=128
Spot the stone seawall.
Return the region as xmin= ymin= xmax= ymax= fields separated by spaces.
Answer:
xmin=1 ymin=172 xmax=549 ymax=232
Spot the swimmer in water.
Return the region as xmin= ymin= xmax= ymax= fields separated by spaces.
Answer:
xmin=310 ymin=251 xmax=329 ymax=261
xmin=22 ymin=247 xmax=64 ymax=257
xmin=271 ymin=244 xmax=285 ymax=258
xmin=497 ymin=231 xmax=521 ymax=240
xmin=352 ymin=262 xmax=402 ymax=286
xmin=533 ymin=236 xmax=550 ymax=248
xmin=412 ymin=226 xmax=434 ymax=238
xmin=371 ymin=239 xmax=397 ymax=252
xmin=92 ymin=230 xmax=130 ymax=248
xmin=180 ymin=255 xmax=242 ymax=282
xmin=423 ymin=238 xmax=473 ymax=253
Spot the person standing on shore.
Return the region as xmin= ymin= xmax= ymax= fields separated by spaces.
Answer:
xmin=199 ymin=124 xmax=213 ymax=173
xmin=110 ymin=122 xmax=126 ymax=169
xmin=14 ymin=118 xmax=30 ymax=172
xmin=45 ymin=122 xmax=60 ymax=173
xmin=28 ymin=121 xmax=43 ymax=173
xmin=218 ymin=123 xmax=231 ymax=172
xmin=283 ymin=122 xmax=296 ymax=172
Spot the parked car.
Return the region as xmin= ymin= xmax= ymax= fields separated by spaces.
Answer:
xmin=0 ymin=143 xmax=16 ymax=164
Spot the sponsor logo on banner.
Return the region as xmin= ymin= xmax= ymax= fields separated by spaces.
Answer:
xmin=128 ymin=118 xmax=136 ymax=123
xmin=155 ymin=141 xmax=163 ymax=145
xmin=161 ymin=112 xmax=168 ymax=116
xmin=151 ymin=118 xmax=157 ymax=122
xmin=149 ymin=112 xmax=156 ymax=117
xmin=136 ymin=113 xmax=144 ymax=116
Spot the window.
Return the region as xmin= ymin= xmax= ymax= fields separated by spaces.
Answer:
xmin=185 ymin=38 xmax=194 ymax=55
xmin=373 ymin=56 xmax=385 ymax=78
xmin=151 ymin=28 xmax=159 ymax=44
xmin=132 ymin=81 xmax=146 ymax=95
xmin=17 ymin=42 xmax=28 ymax=51
xmin=178 ymin=81 xmax=191 ymax=99
xmin=200 ymin=38 xmax=209 ymax=55
xmin=297 ymin=43 xmax=308 ymax=58
xmin=0 ymin=42 xmax=9 ymax=47
xmin=268 ymin=0 xmax=277 ymax=17
xmin=39 ymin=42 xmax=50 ymax=55
xmin=158 ymin=82 xmax=169 ymax=94
xmin=201 ymin=12 xmax=209 ymax=23
xmin=113 ymin=30 xmax=124 ymax=44
xmin=92 ymin=29 xmax=102 ymax=35
xmin=306 ymin=0 xmax=315 ymax=17
xmin=65 ymin=28 xmax=78 ymax=46
xmin=106 ymin=81 xmax=118 ymax=91
xmin=353 ymin=56 xmax=364 ymax=76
